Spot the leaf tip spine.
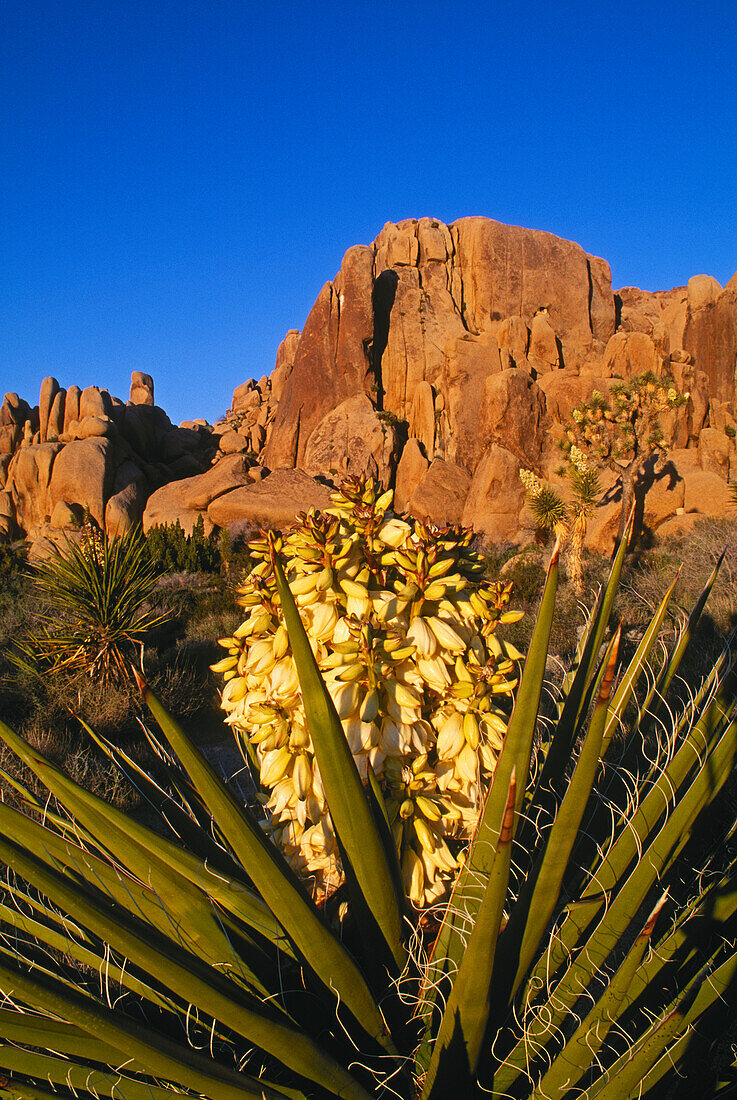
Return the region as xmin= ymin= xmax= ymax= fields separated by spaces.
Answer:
xmin=132 ymin=668 xmax=149 ymax=699
xmin=640 ymin=890 xmax=669 ymax=940
xmin=500 ymin=767 xmax=517 ymax=845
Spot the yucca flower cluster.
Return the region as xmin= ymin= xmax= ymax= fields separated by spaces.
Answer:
xmin=212 ymin=478 xmax=521 ymax=908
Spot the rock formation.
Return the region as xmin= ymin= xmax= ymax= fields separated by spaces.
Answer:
xmin=0 ymin=374 xmax=217 ymax=555
xmin=213 ymin=216 xmax=737 ymax=551
xmin=2 ymin=216 xmax=735 ymax=555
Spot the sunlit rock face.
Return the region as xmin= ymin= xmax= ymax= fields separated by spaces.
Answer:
xmin=2 ymin=217 xmax=735 ymax=552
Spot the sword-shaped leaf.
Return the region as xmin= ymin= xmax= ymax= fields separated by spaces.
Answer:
xmin=601 ymin=573 xmax=679 ymax=754
xmin=500 ymin=629 xmax=621 ymax=1006
xmin=0 ymin=833 xmax=370 ymax=1098
xmin=529 ymin=893 xmax=668 ymax=1099
xmin=0 ymin=953 xmax=301 ymax=1100
xmin=415 ymin=542 xmax=560 ymax=1072
xmin=138 ymin=679 xmax=396 ymax=1055
xmin=422 ymin=772 xmax=517 ymax=1098
xmin=270 ymin=544 xmax=406 ymax=972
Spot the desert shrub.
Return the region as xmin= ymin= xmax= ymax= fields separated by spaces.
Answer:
xmin=146 ymin=515 xmax=221 ymax=574
xmin=502 ymin=555 xmax=546 ymax=603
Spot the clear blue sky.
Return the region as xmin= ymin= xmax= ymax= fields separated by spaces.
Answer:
xmin=2 ymin=1 xmax=735 ymax=425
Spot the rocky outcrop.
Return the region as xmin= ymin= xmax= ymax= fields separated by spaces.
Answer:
xmin=3 ymin=217 xmax=736 ymax=554
xmin=302 ymin=394 xmax=399 ymax=485
xmin=207 ymin=469 xmax=333 ymax=535
xmin=256 ymin=217 xmax=618 ymax=480
xmin=405 ymin=459 xmax=472 ymax=527
xmin=222 ymin=217 xmax=734 ymax=549
xmin=0 ymin=373 xmax=219 ymax=553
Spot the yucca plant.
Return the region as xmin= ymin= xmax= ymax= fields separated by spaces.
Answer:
xmin=520 ymin=447 xmax=601 ymax=592
xmin=212 ymin=480 xmax=521 ymax=909
xmin=15 ymin=524 xmax=169 ymax=685
xmin=0 ymin=508 xmax=736 ymax=1098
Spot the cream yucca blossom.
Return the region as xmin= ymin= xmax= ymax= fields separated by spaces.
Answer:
xmin=569 ymin=445 xmax=589 ymax=472
xmin=213 ymin=477 xmax=520 ymax=908
xmin=519 ymin=468 xmax=543 ymax=497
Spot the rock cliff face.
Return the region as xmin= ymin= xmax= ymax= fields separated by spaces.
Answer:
xmin=2 ymin=217 xmax=736 ymax=555
xmin=216 ymin=217 xmax=737 ymax=550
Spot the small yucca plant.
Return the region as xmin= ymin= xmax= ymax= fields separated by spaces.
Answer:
xmin=521 ymin=448 xmax=601 ymax=592
xmin=16 ymin=524 xmax=169 ymax=684
xmin=0 ymin=511 xmax=736 ymax=1097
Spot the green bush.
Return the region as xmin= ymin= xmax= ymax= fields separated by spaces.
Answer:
xmin=0 ymin=541 xmax=28 ymax=604
xmin=146 ymin=515 xmax=222 ymax=575
xmin=16 ymin=526 xmax=168 ymax=685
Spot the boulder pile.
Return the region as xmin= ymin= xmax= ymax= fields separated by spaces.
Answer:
xmin=2 ymin=217 xmax=735 ymax=556
xmin=0 ymin=372 xmax=216 ymax=554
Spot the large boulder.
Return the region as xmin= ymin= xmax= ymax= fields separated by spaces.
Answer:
xmin=39 ymin=377 xmax=60 ymax=442
xmin=182 ymin=453 xmax=255 ymax=511
xmin=142 ymin=476 xmax=212 ymax=536
xmin=47 ymin=388 xmax=66 ymax=441
xmin=79 ymin=386 xmax=112 ymax=421
xmin=497 ymin=316 xmax=530 ymax=370
xmin=536 ymin=372 xmax=605 ymax=425
xmin=698 ymin=428 xmax=732 ymax=478
xmin=683 ymin=469 xmax=735 ymax=516
xmin=120 ymin=404 xmax=173 ymax=460
xmin=63 ymin=385 xmax=81 ymax=434
xmin=48 ymin=438 xmax=114 ymax=530
xmin=302 ymin=394 xmax=398 ymax=486
xmin=5 ymin=442 xmax=64 ymax=535
xmin=461 ymin=445 xmax=525 ymax=542
xmin=406 ymin=459 xmax=471 ymax=527
xmin=395 ymin=438 xmax=429 ymax=511
xmin=105 ymin=460 xmax=149 ymax=535
xmin=207 ymin=468 xmax=332 ymax=533
xmin=528 ymin=311 xmax=560 ymax=373
xmin=683 ymin=276 xmax=737 ymax=405
xmin=0 ymin=393 xmax=31 ymax=454
xmin=603 ymin=331 xmax=661 ymax=379
xmin=476 ymin=369 xmax=547 ymax=469
xmin=130 ymin=371 xmax=155 ymax=406
xmin=231 ymin=380 xmax=260 ymax=414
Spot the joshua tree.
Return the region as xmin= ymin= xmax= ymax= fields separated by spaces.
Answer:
xmin=563 ymin=371 xmax=688 ymax=541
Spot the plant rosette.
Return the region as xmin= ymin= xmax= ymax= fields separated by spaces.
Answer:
xmin=212 ymin=477 xmax=522 ymax=907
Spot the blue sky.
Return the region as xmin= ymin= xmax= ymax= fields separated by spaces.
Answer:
xmin=2 ymin=1 xmax=735 ymax=425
